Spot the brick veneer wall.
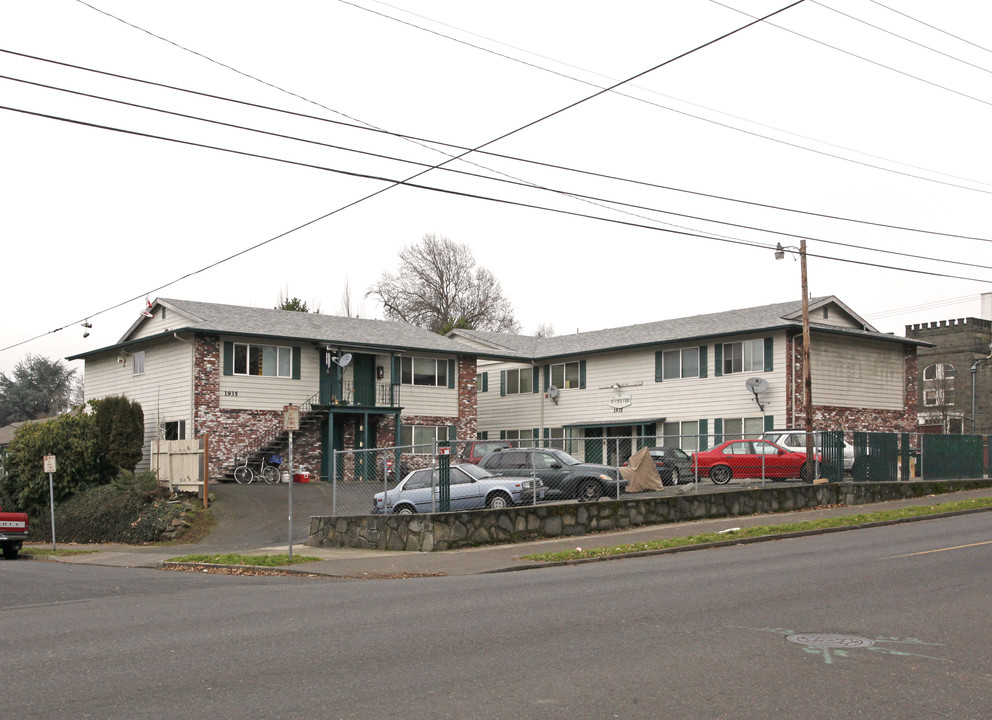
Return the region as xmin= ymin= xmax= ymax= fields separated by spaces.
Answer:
xmin=785 ymin=331 xmax=918 ymax=434
xmin=193 ymin=334 xmax=321 ymax=480
xmin=457 ymin=354 xmax=477 ymax=441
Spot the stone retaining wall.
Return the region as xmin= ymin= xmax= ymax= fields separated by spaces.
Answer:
xmin=306 ymin=480 xmax=992 ymax=552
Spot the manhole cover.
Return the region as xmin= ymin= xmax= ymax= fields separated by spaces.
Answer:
xmin=787 ymin=633 xmax=875 ymax=649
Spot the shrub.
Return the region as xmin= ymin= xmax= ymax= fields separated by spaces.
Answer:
xmin=31 ymin=471 xmax=182 ymax=544
xmin=2 ymin=413 xmax=113 ymax=516
xmin=90 ymin=395 xmax=144 ymax=472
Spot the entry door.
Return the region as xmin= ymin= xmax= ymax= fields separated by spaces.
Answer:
xmin=353 ymin=354 xmax=376 ymax=406
xmin=584 ymin=428 xmax=603 ymax=464
xmin=606 ymin=426 xmax=633 ymax=466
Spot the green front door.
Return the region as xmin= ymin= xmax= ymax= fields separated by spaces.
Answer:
xmin=353 ymin=354 xmax=375 ymax=406
xmin=585 ymin=428 xmax=603 ymax=464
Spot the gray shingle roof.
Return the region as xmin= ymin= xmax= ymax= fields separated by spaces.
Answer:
xmin=69 ymin=298 xmax=481 ymax=359
xmin=451 ymin=296 xmax=921 ymax=361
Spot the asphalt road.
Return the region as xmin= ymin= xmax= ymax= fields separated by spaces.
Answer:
xmin=4 ymin=512 xmax=991 ymax=719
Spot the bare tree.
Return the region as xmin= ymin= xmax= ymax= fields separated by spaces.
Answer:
xmin=534 ymin=323 xmax=556 ymax=338
xmin=339 ymin=278 xmax=358 ymax=317
xmin=367 ymin=234 xmax=520 ymax=334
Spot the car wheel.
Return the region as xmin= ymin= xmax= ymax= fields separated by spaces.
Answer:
xmin=709 ymin=465 xmax=732 ymax=485
xmin=576 ymin=479 xmax=601 ymax=502
xmin=2 ymin=543 xmax=19 ymax=560
xmin=395 ymin=505 xmax=415 ymax=515
xmin=486 ymin=492 xmax=512 ymax=510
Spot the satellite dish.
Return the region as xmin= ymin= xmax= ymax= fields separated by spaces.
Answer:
xmin=546 ymin=385 xmax=559 ymax=405
xmin=745 ymin=377 xmax=768 ymax=394
xmin=334 ymin=353 xmax=353 ymax=368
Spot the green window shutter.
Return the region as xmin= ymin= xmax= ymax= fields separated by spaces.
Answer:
xmin=579 ymin=360 xmax=586 ymax=389
xmin=532 ymin=429 xmax=539 ymax=442
xmin=449 ymin=424 xmax=457 ymax=441
xmin=448 ymin=359 xmax=456 ymax=389
xmin=714 ymin=418 xmax=723 ymax=445
xmin=481 ymin=371 xmax=488 ymax=393
xmin=764 ymin=415 xmax=775 ymax=431
xmin=500 ymin=430 xmax=506 ymax=440
xmin=543 ymin=365 xmax=550 ymax=391
xmin=532 ymin=366 xmax=540 ymax=393
xmin=392 ymin=356 xmax=401 ymax=383
xmin=699 ymin=419 xmax=709 ymax=451
xmin=543 ymin=427 xmax=550 ymax=439
xmin=699 ymin=345 xmax=708 ymax=378
xmin=500 ymin=370 xmax=506 ymax=397
xmin=223 ymin=341 xmax=233 ymax=376
xmin=292 ymin=347 xmax=301 ymax=380
xmin=480 ymin=430 xmax=488 ymax=440
xmin=714 ymin=344 xmax=723 ymax=377
xmin=764 ymin=337 xmax=773 ymax=372
xmin=655 ymin=351 xmax=664 ymax=382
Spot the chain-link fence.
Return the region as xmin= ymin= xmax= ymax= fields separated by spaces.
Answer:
xmin=323 ymin=433 xmax=990 ymax=516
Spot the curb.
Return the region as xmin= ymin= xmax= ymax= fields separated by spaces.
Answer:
xmin=482 ymin=505 xmax=992 ymax=574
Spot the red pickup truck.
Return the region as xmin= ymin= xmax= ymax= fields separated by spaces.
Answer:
xmin=0 ymin=505 xmax=29 ymax=559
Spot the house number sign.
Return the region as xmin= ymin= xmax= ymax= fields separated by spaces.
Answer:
xmin=610 ymin=393 xmax=632 ymax=413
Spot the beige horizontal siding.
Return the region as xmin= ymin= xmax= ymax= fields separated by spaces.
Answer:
xmin=812 ymin=336 xmax=904 ymax=409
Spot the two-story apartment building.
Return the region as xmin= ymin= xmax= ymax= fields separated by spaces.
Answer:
xmin=69 ymin=298 xmax=489 ymax=482
xmin=451 ymin=297 xmax=924 ymax=465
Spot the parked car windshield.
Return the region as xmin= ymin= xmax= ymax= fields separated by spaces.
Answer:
xmin=459 ymin=463 xmax=496 ymax=480
xmin=546 ymin=450 xmax=582 ymax=465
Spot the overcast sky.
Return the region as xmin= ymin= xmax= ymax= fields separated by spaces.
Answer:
xmin=2 ymin=0 xmax=990 ymax=377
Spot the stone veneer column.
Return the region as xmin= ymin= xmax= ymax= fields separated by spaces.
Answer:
xmin=193 ymin=335 xmax=223 ymax=479
xmin=457 ymin=354 xmax=477 ymax=441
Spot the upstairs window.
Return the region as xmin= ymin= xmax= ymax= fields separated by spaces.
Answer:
xmin=663 ymin=347 xmax=700 ymax=379
xmin=401 ymin=357 xmax=448 ymax=387
xmin=401 ymin=425 xmax=451 ymax=453
xmin=550 ymin=361 xmax=581 ymax=389
xmin=234 ymin=343 xmax=292 ymax=377
xmin=722 ymin=339 xmax=764 ymax=375
xmin=923 ymin=363 xmax=955 ymax=406
xmin=505 ymin=368 xmax=533 ymax=394
xmin=132 ymin=350 xmax=145 ymax=376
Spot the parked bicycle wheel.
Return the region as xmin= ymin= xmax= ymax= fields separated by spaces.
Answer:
xmin=234 ymin=465 xmax=253 ymax=484
xmin=261 ymin=465 xmax=280 ymax=484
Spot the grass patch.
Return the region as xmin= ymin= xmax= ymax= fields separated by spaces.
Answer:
xmin=522 ymin=497 xmax=992 ymax=562
xmin=166 ymin=553 xmax=321 ymax=567
xmin=22 ymin=547 xmax=98 ymax=557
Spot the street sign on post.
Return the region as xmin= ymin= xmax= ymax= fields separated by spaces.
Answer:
xmin=43 ymin=455 xmax=56 ymax=550
xmin=283 ymin=404 xmax=300 ymax=431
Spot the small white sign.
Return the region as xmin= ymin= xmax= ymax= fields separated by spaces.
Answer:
xmin=438 ymin=446 xmax=451 ymax=456
xmin=44 ymin=455 xmax=57 ymax=473
xmin=283 ymin=404 xmax=300 ymax=431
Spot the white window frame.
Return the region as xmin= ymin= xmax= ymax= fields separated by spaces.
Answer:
xmin=401 ymin=425 xmax=450 ymax=454
xmin=132 ymin=350 xmax=145 ymax=376
xmin=722 ymin=416 xmax=764 ymax=441
xmin=663 ymin=347 xmax=700 ymax=379
xmin=663 ymin=420 xmax=699 ymax=451
xmin=723 ymin=339 xmax=763 ymax=375
xmin=161 ymin=420 xmax=186 ymax=440
xmin=233 ymin=342 xmax=292 ymax=378
xmin=401 ymin=357 xmax=448 ymax=387
xmin=550 ymin=361 xmax=580 ymax=389
xmin=923 ymin=363 xmax=955 ymax=407
xmin=505 ymin=368 xmax=533 ymax=395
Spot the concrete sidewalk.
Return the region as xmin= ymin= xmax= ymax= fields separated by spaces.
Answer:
xmin=31 ymin=486 xmax=992 ymax=578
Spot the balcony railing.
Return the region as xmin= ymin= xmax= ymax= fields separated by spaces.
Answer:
xmin=321 ymin=381 xmax=400 ymax=408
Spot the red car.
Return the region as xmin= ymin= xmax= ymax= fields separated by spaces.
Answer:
xmin=691 ymin=439 xmax=819 ymax=485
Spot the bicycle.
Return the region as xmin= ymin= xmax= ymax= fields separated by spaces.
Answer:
xmin=234 ymin=455 xmax=281 ymax=484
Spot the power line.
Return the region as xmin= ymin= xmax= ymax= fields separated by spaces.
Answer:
xmin=5 ymin=46 xmax=992 ymax=244
xmin=711 ymin=0 xmax=992 ymax=111
xmin=864 ymin=0 xmax=992 ymax=58
xmin=9 ymin=70 xmax=989 ymax=273
xmin=335 ymin=0 xmax=992 ymax=195
xmin=2 ymin=0 xmax=811 ymax=352
xmin=811 ymin=0 xmax=992 ymax=78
